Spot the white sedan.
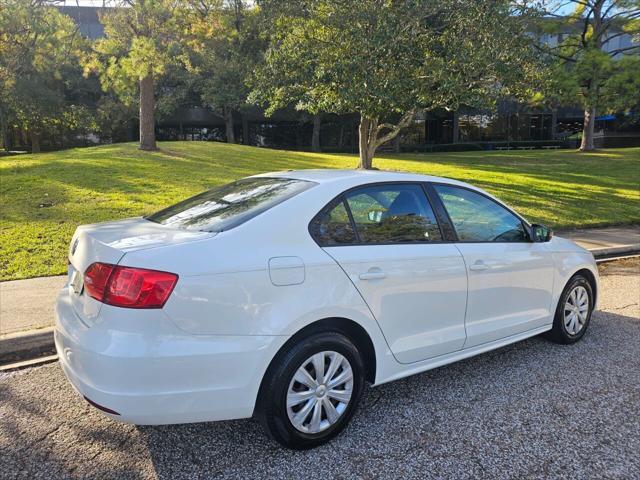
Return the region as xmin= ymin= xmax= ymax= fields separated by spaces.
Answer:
xmin=55 ymin=169 xmax=598 ymax=449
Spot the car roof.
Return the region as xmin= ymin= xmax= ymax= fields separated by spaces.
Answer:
xmin=249 ymin=168 xmax=530 ymax=227
xmin=253 ymin=169 xmax=473 ymax=188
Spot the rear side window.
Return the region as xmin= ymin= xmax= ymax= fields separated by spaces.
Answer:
xmin=309 ymin=200 xmax=356 ymax=245
xmin=147 ymin=177 xmax=315 ymax=232
xmin=310 ymin=183 xmax=442 ymax=246
xmin=345 ymin=184 xmax=442 ymax=244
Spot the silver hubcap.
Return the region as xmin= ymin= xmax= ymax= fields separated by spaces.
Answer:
xmin=286 ymin=351 xmax=353 ymax=434
xmin=564 ymin=285 xmax=589 ymax=335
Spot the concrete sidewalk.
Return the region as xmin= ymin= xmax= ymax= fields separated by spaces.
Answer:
xmin=1 ymin=276 xmax=66 ymax=336
xmin=558 ymin=225 xmax=640 ymax=256
xmin=1 ymin=225 xmax=639 ymax=337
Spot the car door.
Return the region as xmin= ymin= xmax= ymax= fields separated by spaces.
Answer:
xmin=309 ymin=183 xmax=468 ymax=364
xmin=430 ymin=183 xmax=555 ymax=348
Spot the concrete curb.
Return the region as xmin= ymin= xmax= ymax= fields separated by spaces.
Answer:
xmin=0 ymin=354 xmax=59 ymax=372
xmin=0 ymin=327 xmax=55 ymax=365
xmin=591 ymin=245 xmax=640 ymax=261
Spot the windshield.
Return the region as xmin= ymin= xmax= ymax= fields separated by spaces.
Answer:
xmin=146 ymin=177 xmax=315 ymax=232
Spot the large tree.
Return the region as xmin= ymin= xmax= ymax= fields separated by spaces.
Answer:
xmin=84 ymin=0 xmax=189 ymax=151
xmin=0 ymin=0 xmax=84 ymax=152
xmin=252 ymin=0 xmax=539 ymax=168
xmin=188 ymin=0 xmax=265 ymax=144
xmin=250 ymin=2 xmax=327 ymax=151
xmin=535 ymin=1 xmax=640 ymax=151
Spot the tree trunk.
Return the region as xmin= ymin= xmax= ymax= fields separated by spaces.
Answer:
xmin=452 ymin=111 xmax=459 ymax=144
xmin=242 ymin=114 xmax=249 ymax=145
xmin=224 ymin=107 xmax=235 ymax=143
xmin=357 ymin=111 xmax=416 ymax=169
xmin=1 ymin=125 xmax=9 ymax=154
xmin=311 ymin=114 xmax=321 ymax=152
xmin=393 ymin=135 xmax=401 ymax=153
xmin=31 ymin=130 xmax=41 ymax=153
xmin=580 ymin=107 xmax=596 ymax=151
xmin=357 ymin=117 xmax=375 ymax=169
xmin=295 ymin=123 xmax=302 ymax=148
xmin=0 ymin=107 xmax=10 ymax=153
xmin=139 ymin=74 xmax=157 ymax=151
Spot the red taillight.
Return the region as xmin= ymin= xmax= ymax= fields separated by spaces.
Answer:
xmin=84 ymin=262 xmax=178 ymax=309
xmin=84 ymin=262 xmax=115 ymax=301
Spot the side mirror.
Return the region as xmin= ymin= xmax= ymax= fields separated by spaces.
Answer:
xmin=531 ymin=224 xmax=553 ymax=242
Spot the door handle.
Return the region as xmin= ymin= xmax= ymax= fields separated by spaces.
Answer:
xmin=469 ymin=261 xmax=489 ymax=271
xmin=359 ymin=270 xmax=387 ymax=281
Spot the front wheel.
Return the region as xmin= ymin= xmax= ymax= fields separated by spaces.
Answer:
xmin=545 ymin=274 xmax=594 ymax=344
xmin=256 ymin=332 xmax=366 ymax=449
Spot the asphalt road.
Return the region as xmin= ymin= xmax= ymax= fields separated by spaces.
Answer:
xmin=1 ymin=261 xmax=638 ymax=480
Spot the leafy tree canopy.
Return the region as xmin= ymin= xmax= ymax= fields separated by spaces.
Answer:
xmin=186 ymin=0 xmax=265 ymax=143
xmin=0 ymin=0 xmax=85 ymax=152
xmin=534 ymin=0 xmax=640 ymax=150
xmin=83 ymin=0 xmax=192 ymax=150
xmin=84 ymin=0 xmax=189 ymax=101
xmin=251 ymin=0 xmax=540 ymax=167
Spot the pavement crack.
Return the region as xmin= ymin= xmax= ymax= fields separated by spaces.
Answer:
xmin=66 ymin=432 xmax=134 ymax=475
xmin=66 ymin=448 xmax=104 ymax=475
xmin=27 ymin=424 xmax=62 ymax=448
xmin=607 ymin=302 xmax=638 ymax=311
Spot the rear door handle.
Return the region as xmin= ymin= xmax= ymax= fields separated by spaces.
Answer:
xmin=359 ymin=269 xmax=387 ymax=281
xmin=469 ymin=261 xmax=489 ymax=271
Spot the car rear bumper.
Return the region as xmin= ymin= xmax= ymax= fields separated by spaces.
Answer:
xmin=54 ymin=289 xmax=288 ymax=425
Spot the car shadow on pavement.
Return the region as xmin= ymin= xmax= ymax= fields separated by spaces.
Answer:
xmin=0 ymin=379 xmax=152 ymax=479
xmin=1 ymin=308 xmax=638 ymax=479
xmin=135 ymin=309 xmax=639 ymax=480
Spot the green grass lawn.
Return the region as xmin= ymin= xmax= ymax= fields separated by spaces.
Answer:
xmin=1 ymin=142 xmax=639 ymax=281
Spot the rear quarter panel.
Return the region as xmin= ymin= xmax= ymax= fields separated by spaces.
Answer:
xmin=119 ymin=187 xmax=396 ymax=381
xmin=159 ymin=245 xmax=382 ymax=338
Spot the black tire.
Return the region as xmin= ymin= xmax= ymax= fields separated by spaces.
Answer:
xmin=544 ymin=274 xmax=594 ymax=344
xmin=256 ymin=331 xmax=366 ymax=449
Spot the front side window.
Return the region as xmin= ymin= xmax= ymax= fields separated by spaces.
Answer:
xmin=147 ymin=177 xmax=315 ymax=232
xmin=345 ymin=184 xmax=442 ymax=244
xmin=434 ymin=185 xmax=528 ymax=242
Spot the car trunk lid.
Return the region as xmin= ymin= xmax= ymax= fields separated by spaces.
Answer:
xmin=67 ymin=217 xmax=215 ymax=326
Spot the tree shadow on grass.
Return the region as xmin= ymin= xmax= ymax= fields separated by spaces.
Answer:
xmin=1 ymin=143 xmax=349 ymax=199
xmin=2 ymin=143 xmax=638 ymax=278
xmin=379 ymin=150 xmax=640 ymax=191
xmin=5 ymin=145 xmax=638 ymax=224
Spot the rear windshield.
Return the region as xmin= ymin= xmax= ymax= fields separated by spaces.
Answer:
xmin=146 ymin=177 xmax=315 ymax=232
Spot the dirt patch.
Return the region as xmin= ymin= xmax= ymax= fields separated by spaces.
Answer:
xmin=598 ymin=256 xmax=640 ymax=276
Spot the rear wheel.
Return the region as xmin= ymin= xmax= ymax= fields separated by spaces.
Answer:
xmin=256 ymin=332 xmax=365 ymax=449
xmin=545 ymin=274 xmax=594 ymax=344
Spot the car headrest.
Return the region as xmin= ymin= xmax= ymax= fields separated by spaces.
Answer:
xmin=384 ymin=191 xmax=419 ymax=218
